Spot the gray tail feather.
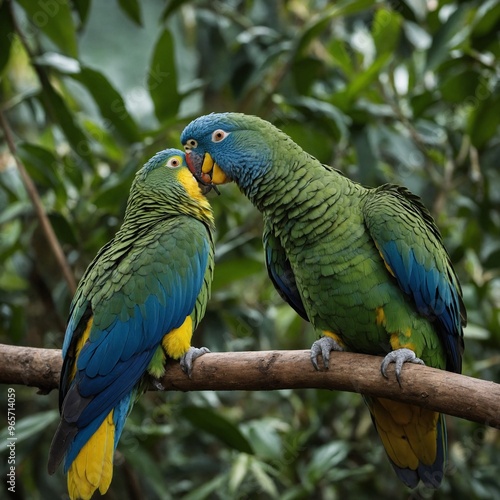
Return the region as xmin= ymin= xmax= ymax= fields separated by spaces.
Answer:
xmin=47 ymin=418 xmax=78 ymax=475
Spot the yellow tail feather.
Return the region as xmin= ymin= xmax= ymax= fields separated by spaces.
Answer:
xmin=67 ymin=410 xmax=115 ymax=500
xmin=370 ymin=397 xmax=439 ymax=469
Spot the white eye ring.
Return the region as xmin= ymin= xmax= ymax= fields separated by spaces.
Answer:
xmin=166 ymin=156 xmax=182 ymax=168
xmin=185 ymin=139 xmax=198 ymax=149
xmin=212 ymin=129 xmax=229 ymax=143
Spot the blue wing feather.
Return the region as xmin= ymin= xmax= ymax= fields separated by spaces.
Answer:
xmin=263 ymin=224 xmax=309 ymax=321
xmin=56 ymin=219 xmax=210 ymax=472
xmin=364 ymin=185 xmax=465 ymax=373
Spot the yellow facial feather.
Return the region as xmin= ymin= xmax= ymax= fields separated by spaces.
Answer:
xmin=176 ymin=169 xmax=213 ymax=220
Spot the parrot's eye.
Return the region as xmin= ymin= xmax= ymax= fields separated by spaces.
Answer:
xmin=166 ymin=156 xmax=182 ymax=168
xmin=212 ymin=129 xmax=229 ymax=143
xmin=185 ymin=139 xmax=197 ymax=150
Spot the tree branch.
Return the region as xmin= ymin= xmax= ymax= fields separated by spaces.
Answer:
xmin=1 ymin=343 xmax=498 ymax=429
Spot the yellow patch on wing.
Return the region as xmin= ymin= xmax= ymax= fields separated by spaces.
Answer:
xmin=375 ymin=306 xmax=386 ymax=326
xmin=70 ymin=317 xmax=94 ymax=382
xmin=373 ymin=240 xmax=396 ymax=278
xmin=390 ymin=331 xmax=416 ymax=352
xmin=322 ymin=330 xmax=346 ymax=348
xmin=370 ymin=397 xmax=439 ymax=468
xmin=162 ymin=315 xmax=193 ymax=360
xmin=67 ymin=410 xmax=115 ymax=500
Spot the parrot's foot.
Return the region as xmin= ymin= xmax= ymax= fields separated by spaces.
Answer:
xmin=310 ymin=337 xmax=344 ymax=370
xmin=152 ymin=378 xmax=165 ymax=391
xmin=180 ymin=346 xmax=210 ymax=378
xmin=380 ymin=348 xmax=425 ymax=386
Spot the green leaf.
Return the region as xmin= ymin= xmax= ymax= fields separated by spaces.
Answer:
xmin=305 ymin=441 xmax=349 ymax=485
xmin=468 ymin=93 xmax=500 ymax=149
xmin=372 ymin=8 xmax=402 ymax=56
xmin=182 ymin=406 xmax=254 ymax=455
xmin=212 ymin=257 xmax=263 ymax=291
xmin=0 ymin=410 xmax=59 ymax=452
xmin=440 ymin=68 xmax=481 ymax=104
xmin=0 ymin=1 xmax=15 ymax=75
xmin=295 ymin=0 xmax=374 ymax=58
xmin=148 ymin=29 xmax=181 ymax=122
xmin=328 ymin=39 xmax=354 ymax=77
xmin=72 ymin=0 xmax=92 ymax=27
xmin=117 ymin=0 xmax=143 ymax=26
xmin=280 ymin=121 xmax=334 ymax=163
xmin=249 ymin=459 xmax=279 ymax=497
xmin=34 ymin=52 xmax=80 ymax=74
xmin=36 ymin=83 xmax=92 ymax=163
xmin=122 ymin=442 xmax=171 ymax=500
xmin=344 ymin=53 xmax=391 ymax=102
xmin=285 ymin=97 xmax=351 ymax=144
xmin=426 ymin=5 xmax=471 ymax=71
xmin=472 ymin=0 xmax=500 ymax=37
xmin=17 ymin=143 xmax=61 ymax=190
xmin=16 ymin=0 xmax=78 ymax=58
xmin=242 ymin=419 xmax=283 ymax=461
xmin=162 ymin=0 xmax=191 ymax=20
xmin=92 ymin=177 xmax=134 ymax=211
xmin=183 ymin=475 xmax=226 ymax=500
xmin=483 ymin=247 xmax=500 ymax=270
xmin=81 ymin=118 xmax=124 ymax=162
xmin=49 ymin=212 xmax=78 ymax=246
xmin=70 ymin=67 xmax=141 ymax=143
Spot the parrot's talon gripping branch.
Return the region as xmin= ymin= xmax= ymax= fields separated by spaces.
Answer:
xmin=180 ymin=347 xmax=211 ymax=378
xmin=310 ymin=337 xmax=344 ymax=370
xmin=152 ymin=379 xmax=166 ymax=391
xmin=381 ymin=348 xmax=425 ymax=386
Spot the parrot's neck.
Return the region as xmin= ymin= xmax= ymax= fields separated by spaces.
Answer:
xmin=242 ymin=152 xmax=343 ymax=221
xmin=122 ymin=189 xmax=215 ymax=235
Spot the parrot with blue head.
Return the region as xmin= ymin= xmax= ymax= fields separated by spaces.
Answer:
xmin=180 ymin=113 xmax=466 ymax=489
xmin=47 ymin=149 xmax=215 ymax=499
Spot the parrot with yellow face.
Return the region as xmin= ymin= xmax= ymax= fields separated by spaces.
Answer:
xmin=48 ymin=149 xmax=215 ymax=499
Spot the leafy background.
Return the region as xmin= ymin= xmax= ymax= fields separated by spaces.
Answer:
xmin=0 ymin=0 xmax=499 ymax=498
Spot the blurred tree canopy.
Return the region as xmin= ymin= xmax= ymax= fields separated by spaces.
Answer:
xmin=0 ymin=0 xmax=499 ymax=498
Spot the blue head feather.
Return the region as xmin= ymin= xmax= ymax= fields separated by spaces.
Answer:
xmin=181 ymin=113 xmax=273 ymax=193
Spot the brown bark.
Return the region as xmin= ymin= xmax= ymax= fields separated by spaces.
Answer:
xmin=1 ymin=343 xmax=498 ymax=429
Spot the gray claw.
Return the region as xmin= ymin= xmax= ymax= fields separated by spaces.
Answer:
xmin=380 ymin=348 xmax=425 ymax=386
xmin=310 ymin=337 xmax=344 ymax=370
xmin=180 ymin=346 xmax=210 ymax=378
xmin=152 ymin=379 xmax=165 ymax=391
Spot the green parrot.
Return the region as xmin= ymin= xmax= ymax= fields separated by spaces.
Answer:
xmin=180 ymin=113 xmax=466 ymax=489
xmin=47 ymin=149 xmax=215 ymax=500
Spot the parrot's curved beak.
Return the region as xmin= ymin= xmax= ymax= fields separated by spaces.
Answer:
xmin=201 ymin=153 xmax=231 ymax=185
xmin=186 ymin=151 xmax=231 ymax=192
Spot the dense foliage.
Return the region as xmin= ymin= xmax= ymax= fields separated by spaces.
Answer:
xmin=1 ymin=0 xmax=499 ymax=498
